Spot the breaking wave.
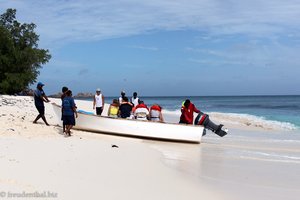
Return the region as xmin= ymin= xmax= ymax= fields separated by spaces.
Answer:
xmin=162 ymin=109 xmax=298 ymax=131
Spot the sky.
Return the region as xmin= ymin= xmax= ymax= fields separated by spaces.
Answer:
xmin=1 ymin=0 xmax=300 ymax=96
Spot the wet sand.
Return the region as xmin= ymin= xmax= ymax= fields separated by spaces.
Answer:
xmin=148 ymin=129 xmax=300 ymax=200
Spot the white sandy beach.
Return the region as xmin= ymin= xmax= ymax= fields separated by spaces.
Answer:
xmin=1 ymin=95 xmax=300 ymax=200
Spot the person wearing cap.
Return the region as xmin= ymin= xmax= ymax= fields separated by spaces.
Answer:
xmin=93 ymin=88 xmax=105 ymax=115
xmin=33 ymin=82 xmax=50 ymax=126
xmin=119 ymin=91 xmax=126 ymax=105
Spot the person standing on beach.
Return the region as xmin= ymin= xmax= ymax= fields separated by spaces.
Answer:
xmin=61 ymin=86 xmax=69 ymax=101
xmin=119 ymin=91 xmax=126 ymax=105
xmin=33 ymin=82 xmax=50 ymax=126
xmin=61 ymin=86 xmax=68 ymax=133
xmin=62 ymin=90 xmax=78 ymax=136
xmin=179 ymin=99 xmax=200 ymax=124
xmin=131 ymin=92 xmax=139 ymax=107
xmin=93 ymin=88 xmax=105 ymax=115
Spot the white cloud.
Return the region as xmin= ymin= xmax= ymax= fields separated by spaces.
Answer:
xmin=129 ymin=45 xmax=159 ymax=51
xmin=188 ymin=58 xmax=246 ymax=66
xmin=1 ymin=0 xmax=300 ymax=47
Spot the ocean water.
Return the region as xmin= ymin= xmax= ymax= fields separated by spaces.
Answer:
xmin=82 ymin=95 xmax=300 ymax=130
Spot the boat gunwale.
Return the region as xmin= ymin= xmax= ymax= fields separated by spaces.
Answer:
xmin=51 ymin=102 xmax=203 ymax=129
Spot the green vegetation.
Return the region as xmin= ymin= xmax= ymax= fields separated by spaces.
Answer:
xmin=0 ymin=9 xmax=51 ymax=94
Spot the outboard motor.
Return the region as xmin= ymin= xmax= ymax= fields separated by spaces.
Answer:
xmin=194 ymin=113 xmax=228 ymax=137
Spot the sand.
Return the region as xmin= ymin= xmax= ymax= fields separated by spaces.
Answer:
xmin=1 ymin=95 xmax=300 ymax=200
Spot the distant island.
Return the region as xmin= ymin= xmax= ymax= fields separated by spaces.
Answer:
xmin=14 ymin=89 xmax=94 ymax=99
xmin=48 ymin=92 xmax=94 ymax=98
xmin=74 ymin=92 xmax=94 ymax=98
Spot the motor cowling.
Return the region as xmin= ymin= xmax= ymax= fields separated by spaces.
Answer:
xmin=194 ymin=113 xmax=209 ymax=126
xmin=194 ymin=113 xmax=228 ymax=137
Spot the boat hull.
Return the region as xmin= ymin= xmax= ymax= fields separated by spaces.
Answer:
xmin=51 ymin=103 xmax=203 ymax=143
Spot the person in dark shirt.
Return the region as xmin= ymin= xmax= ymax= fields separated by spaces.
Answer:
xmin=118 ymin=97 xmax=133 ymax=118
xmin=61 ymin=86 xmax=69 ymax=133
xmin=62 ymin=90 xmax=78 ymax=136
xmin=61 ymin=86 xmax=69 ymax=101
xmin=33 ymin=82 xmax=50 ymax=126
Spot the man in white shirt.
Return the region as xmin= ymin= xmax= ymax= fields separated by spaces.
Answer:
xmin=93 ymin=88 xmax=105 ymax=115
xmin=131 ymin=92 xmax=139 ymax=107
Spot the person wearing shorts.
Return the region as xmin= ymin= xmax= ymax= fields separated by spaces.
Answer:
xmin=33 ymin=82 xmax=50 ymax=126
xmin=62 ymin=90 xmax=78 ymax=136
xmin=93 ymin=88 xmax=105 ymax=115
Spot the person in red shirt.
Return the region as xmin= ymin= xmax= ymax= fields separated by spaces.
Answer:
xmin=179 ymin=99 xmax=200 ymax=124
xmin=134 ymin=100 xmax=149 ymax=120
xmin=150 ymin=104 xmax=164 ymax=122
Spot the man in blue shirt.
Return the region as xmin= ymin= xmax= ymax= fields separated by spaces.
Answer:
xmin=62 ymin=90 xmax=78 ymax=136
xmin=33 ymin=82 xmax=50 ymax=125
xmin=61 ymin=86 xmax=69 ymax=133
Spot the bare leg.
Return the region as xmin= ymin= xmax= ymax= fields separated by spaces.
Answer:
xmin=41 ymin=115 xmax=50 ymax=126
xmin=64 ymin=125 xmax=70 ymax=136
xmin=33 ymin=114 xmax=42 ymax=123
xmin=66 ymin=125 xmax=73 ymax=136
xmin=68 ymin=125 xmax=73 ymax=136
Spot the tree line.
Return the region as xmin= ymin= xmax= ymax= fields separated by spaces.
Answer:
xmin=0 ymin=8 xmax=51 ymax=94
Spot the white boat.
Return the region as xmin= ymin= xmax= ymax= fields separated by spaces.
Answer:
xmin=51 ymin=103 xmax=204 ymax=143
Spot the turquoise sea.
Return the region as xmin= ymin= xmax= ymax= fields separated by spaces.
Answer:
xmin=79 ymin=95 xmax=300 ymax=130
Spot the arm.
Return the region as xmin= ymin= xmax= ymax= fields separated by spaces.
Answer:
xmin=146 ymin=109 xmax=150 ymax=120
xmin=107 ymin=105 xmax=111 ymax=116
xmin=102 ymin=95 xmax=105 ymax=108
xmin=159 ymin=112 xmax=164 ymax=122
xmin=42 ymin=95 xmax=50 ymax=103
xmin=73 ymin=106 xmax=78 ymax=118
xmin=133 ymin=108 xmax=137 ymax=119
xmin=72 ymin=99 xmax=78 ymax=118
xmin=118 ymin=109 xmax=121 ymax=117
xmin=93 ymin=96 xmax=96 ymax=109
xmin=36 ymin=90 xmax=49 ymax=102
xmin=130 ymin=106 xmax=134 ymax=119
xmin=193 ymin=105 xmax=200 ymax=113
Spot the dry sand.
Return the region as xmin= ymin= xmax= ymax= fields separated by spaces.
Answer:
xmin=1 ymin=95 xmax=300 ymax=200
